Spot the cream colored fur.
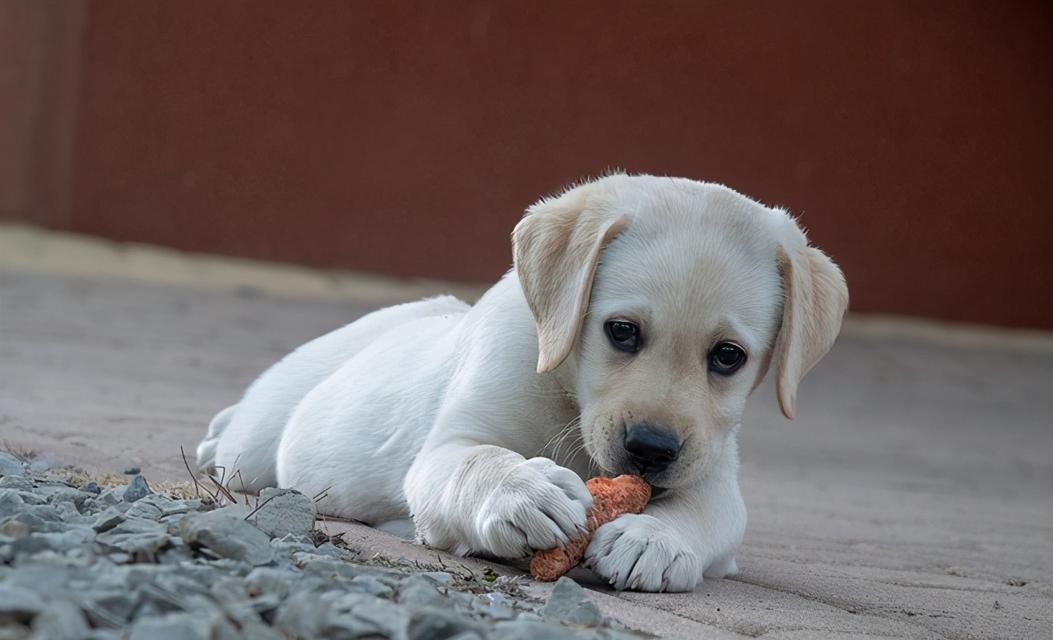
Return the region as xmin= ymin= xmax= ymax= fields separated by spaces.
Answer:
xmin=197 ymin=174 xmax=848 ymax=592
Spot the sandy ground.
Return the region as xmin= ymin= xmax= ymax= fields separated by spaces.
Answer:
xmin=2 ymin=228 xmax=1052 ymax=639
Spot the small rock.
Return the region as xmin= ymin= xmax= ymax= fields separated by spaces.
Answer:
xmin=95 ymin=518 xmax=170 ymax=556
xmin=81 ymin=481 xmax=101 ymax=495
xmin=422 ymin=570 xmax=455 ymax=585
xmin=125 ymin=500 xmax=164 ymax=521
xmin=128 ymin=611 xmax=238 ymax=640
xmin=30 ymin=598 xmax=89 ymax=639
xmin=328 ymin=592 xmax=408 ymax=638
xmin=495 ymin=619 xmax=580 ymax=640
xmin=480 ymin=592 xmax=516 ymax=620
xmin=27 ymin=454 xmax=57 ymax=474
xmin=540 ymin=576 xmax=604 ymax=627
xmin=123 ymin=467 xmax=141 ymax=475
xmin=0 ymin=519 xmax=31 ymax=538
xmin=408 ymin=605 xmax=486 ymax=640
xmin=273 ymin=590 xmax=333 ymax=638
xmin=93 ymin=507 xmax=128 ymax=532
xmin=244 ymin=567 xmax=292 ymax=598
xmin=180 ymin=509 xmax=274 ymax=566
xmin=0 ymin=451 xmax=26 ymax=477
xmin=0 ymin=489 xmax=26 ymax=519
xmin=0 ymin=475 xmax=33 ymax=490
xmin=350 ymin=574 xmax=396 ymax=598
xmin=123 ymin=476 xmax=151 ymax=503
xmin=398 ymin=574 xmax=447 ymax=608
xmin=0 ymin=584 xmax=45 ymax=625
xmin=95 ymin=485 xmax=129 ymax=507
xmin=250 ymin=488 xmax=316 ymax=539
xmin=80 ymin=590 xmax=139 ymax=627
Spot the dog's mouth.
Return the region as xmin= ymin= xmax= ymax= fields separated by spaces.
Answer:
xmin=649 ymin=485 xmax=668 ymax=499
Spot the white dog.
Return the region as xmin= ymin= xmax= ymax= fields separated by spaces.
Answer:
xmin=197 ymin=174 xmax=847 ymax=592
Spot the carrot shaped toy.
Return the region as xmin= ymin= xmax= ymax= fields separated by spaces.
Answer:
xmin=530 ymin=475 xmax=651 ymax=581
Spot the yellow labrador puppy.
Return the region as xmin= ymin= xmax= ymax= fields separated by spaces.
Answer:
xmin=197 ymin=174 xmax=847 ymax=592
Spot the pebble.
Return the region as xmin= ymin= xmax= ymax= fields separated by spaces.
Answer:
xmin=0 ymin=452 xmax=26 ymax=477
xmin=250 ymin=488 xmax=316 ymax=539
xmin=0 ymin=465 xmax=639 ymax=639
xmin=180 ymin=508 xmax=274 ymax=565
xmin=0 ymin=585 xmax=45 ymax=623
xmin=541 ymin=576 xmax=605 ymax=627
xmin=123 ymin=475 xmax=152 ymax=503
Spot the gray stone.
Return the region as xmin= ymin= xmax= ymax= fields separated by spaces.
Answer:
xmin=81 ymin=481 xmax=101 ymax=495
xmin=80 ymin=590 xmax=139 ymax=627
xmin=92 ymin=506 xmax=128 ymax=532
xmin=29 ymin=598 xmax=88 ymax=639
xmin=123 ymin=475 xmax=151 ymax=503
xmin=349 ymin=574 xmax=396 ymax=598
xmin=294 ymin=553 xmax=391 ymax=581
xmin=3 ymin=506 xmax=66 ymax=534
xmin=422 ymin=570 xmax=455 ymax=585
xmin=0 ymin=489 xmax=26 ymax=519
xmin=234 ymin=623 xmax=285 ymax=640
xmin=180 ymin=509 xmax=274 ymax=566
xmin=408 ymin=605 xmax=486 ymax=640
xmin=0 ymin=452 xmax=26 ymax=477
xmin=94 ymin=485 xmax=129 ymax=507
xmin=273 ymin=589 xmax=332 ymax=638
xmin=0 ymin=585 xmax=44 ymax=625
xmin=0 ymin=519 xmax=31 ymax=538
xmin=398 ymin=574 xmax=447 ymax=608
xmin=26 ymin=455 xmax=57 ymax=474
xmin=327 ymin=592 xmax=408 ymax=639
xmin=479 ymin=592 xmax=517 ymax=620
xmin=124 ymin=499 xmax=164 ymax=521
xmin=251 ymin=488 xmax=316 ymax=539
xmin=95 ymin=518 xmax=170 ymax=556
xmin=540 ymin=577 xmax=604 ymax=627
xmin=37 ymin=484 xmax=89 ymax=507
xmin=244 ymin=566 xmax=292 ymax=598
xmin=16 ymin=527 xmax=94 ymax=555
xmin=128 ymin=611 xmax=239 ymax=640
xmin=495 ymin=619 xmax=581 ymax=640
xmin=0 ymin=475 xmax=33 ymax=490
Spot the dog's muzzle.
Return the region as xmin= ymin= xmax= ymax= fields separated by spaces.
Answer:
xmin=624 ymin=424 xmax=681 ymax=476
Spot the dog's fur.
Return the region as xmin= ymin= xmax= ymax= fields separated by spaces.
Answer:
xmin=197 ymin=174 xmax=847 ymax=592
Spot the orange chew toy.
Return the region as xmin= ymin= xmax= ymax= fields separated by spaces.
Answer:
xmin=530 ymin=475 xmax=651 ymax=581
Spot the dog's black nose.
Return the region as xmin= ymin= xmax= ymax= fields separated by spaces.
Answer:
xmin=624 ymin=424 xmax=681 ymax=474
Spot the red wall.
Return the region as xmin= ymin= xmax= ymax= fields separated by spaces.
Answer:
xmin=5 ymin=1 xmax=1053 ymax=328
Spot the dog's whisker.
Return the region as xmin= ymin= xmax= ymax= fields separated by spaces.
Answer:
xmin=542 ymin=415 xmax=582 ymax=460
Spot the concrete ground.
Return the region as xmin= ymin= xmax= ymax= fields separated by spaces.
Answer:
xmin=1 ymin=226 xmax=1051 ymax=639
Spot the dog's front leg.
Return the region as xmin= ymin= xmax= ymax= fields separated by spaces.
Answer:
xmin=404 ymin=442 xmax=593 ymax=559
xmin=583 ymin=467 xmax=746 ymax=592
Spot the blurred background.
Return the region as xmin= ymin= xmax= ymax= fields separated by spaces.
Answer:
xmin=2 ymin=4 xmax=1052 ymax=636
xmin=3 ymin=0 xmax=1051 ymax=329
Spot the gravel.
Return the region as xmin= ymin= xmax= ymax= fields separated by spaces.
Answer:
xmin=0 ymin=457 xmax=644 ymax=639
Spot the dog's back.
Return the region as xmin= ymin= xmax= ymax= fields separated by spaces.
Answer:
xmin=197 ymin=294 xmax=469 ymax=491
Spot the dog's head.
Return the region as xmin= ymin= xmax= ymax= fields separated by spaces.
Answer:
xmin=513 ymin=174 xmax=848 ymax=488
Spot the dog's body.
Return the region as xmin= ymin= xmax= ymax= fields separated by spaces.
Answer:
xmin=198 ymin=174 xmax=847 ymax=592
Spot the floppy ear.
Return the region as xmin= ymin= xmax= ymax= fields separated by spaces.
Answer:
xmin=771 ymin=228 xmax=849 ymax=419
xmin=512 ymin=185 xmax=628 ymax=373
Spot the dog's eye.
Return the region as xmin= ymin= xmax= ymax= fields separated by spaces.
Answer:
xmin=709 ymin=342 xmax=747 ymax=374
xmin=604 ymin=321 xmax=641 ymax=353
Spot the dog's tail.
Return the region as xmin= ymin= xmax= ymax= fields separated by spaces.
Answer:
xmin=195 ymin=404 xmax=237 ymax=472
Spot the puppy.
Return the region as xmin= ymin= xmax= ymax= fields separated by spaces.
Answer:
xmin=197 ymin=174 xmax=847 ymax=592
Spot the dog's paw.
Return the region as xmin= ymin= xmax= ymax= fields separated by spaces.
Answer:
xmin=584 ymin=513 xmax=701 ymax=592
xmin=475 ymin=457 xmax=592 ymax=558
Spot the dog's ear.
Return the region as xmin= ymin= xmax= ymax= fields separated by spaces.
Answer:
xmin=513 ymin=184 xmax=628 ymax=373
xmin=771 ymin=218 xmax=849 ymax=419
